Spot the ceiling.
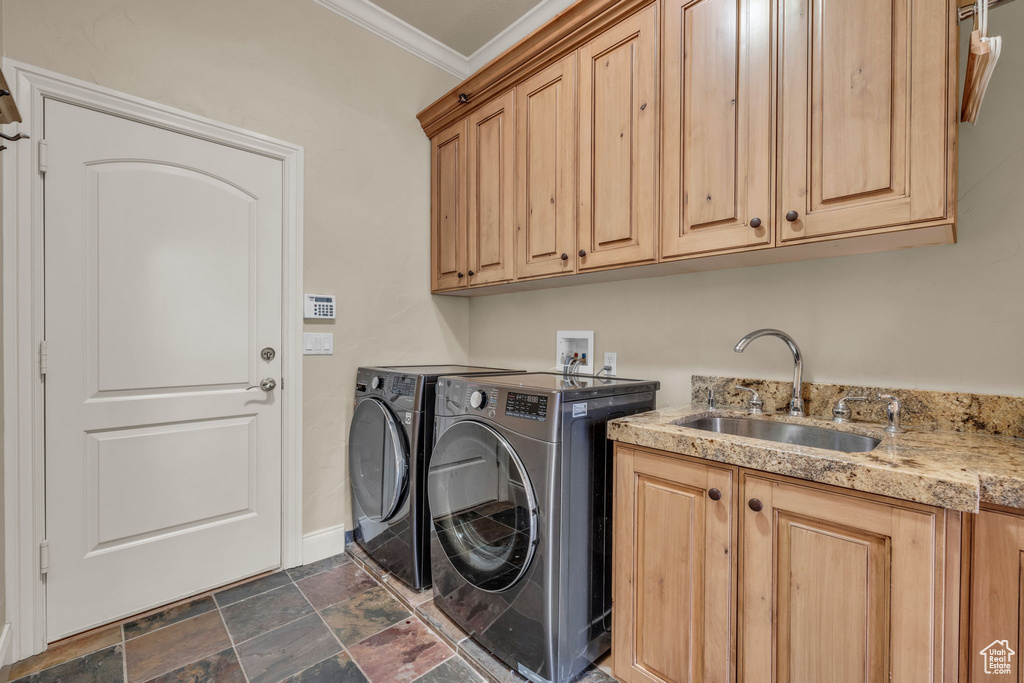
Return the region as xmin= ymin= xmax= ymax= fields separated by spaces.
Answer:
xmin=371 ymin=0 xmax=544 ymax=57
xmin=314 ymin=0 xmax=577 ymax=78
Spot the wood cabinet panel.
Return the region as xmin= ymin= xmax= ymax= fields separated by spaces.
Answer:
xmin=467 ymin=91 xmax=515 ymax=286
xmin=515 ymin=54 xmax=578 ymax=279
xmin=778 ymin=0 xmax=951 ymax=242
xmin=578 ymin=4 xmax=658 ymax=270
xmin=431 ymin=119 xmax=468 ymax=291
xmin=968 ymin=508 xmax=1024 ymax=680
xmin=740 ymin=473 xmax=946 ymax=683
xmin=661 ymin=0 xmax=773 ymax=258
xmin=613 ymin=447 xmax=736 ymax=683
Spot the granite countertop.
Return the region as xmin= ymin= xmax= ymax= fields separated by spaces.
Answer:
xmin=608 ymin=405 xmax=1024 ymax=513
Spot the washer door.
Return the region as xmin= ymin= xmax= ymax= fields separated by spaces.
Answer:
xmin=427 ymin=420 xmax=537 ymax=593
xmin=349 ymin=398 xmax=408 ymax=522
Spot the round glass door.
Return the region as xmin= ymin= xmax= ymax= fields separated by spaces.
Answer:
xmin=427 ymin=420 xmax=537 ymax=593
xmin=349 ymin=398 xmax=408 ymax=522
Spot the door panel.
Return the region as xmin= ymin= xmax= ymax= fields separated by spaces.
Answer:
xmin=613 ymin=448 xmax=735 ymax=683
xmin=578 ymin=4 xmax=658 ymax=270
xmin=432 ymin=119 xmax=468 ymax=290
xmin=516 ymin=54 xmax=577 ymax=279
xmin=779 ymin=0 xmax=949 ymax=241
xmin=662 ymin=0 xmax=773 ymax=258
xmin=740 ymin=474 xmax=939 ymax=683
xmin=44 ymin=100 xmax=283 ymax=639
xmin=969 ymin=508 xmax=1024 ymax=681
xmin=468 ymin=91 xmax=516 ymax=286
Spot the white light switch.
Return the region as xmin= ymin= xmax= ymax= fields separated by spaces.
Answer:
xmin=303 ymin=333 xmax=333 ymax=355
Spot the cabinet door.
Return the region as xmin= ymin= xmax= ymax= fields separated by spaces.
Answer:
xmin=778 ymin=0 xmax=951 ymax=242
xmin=613 ymin=447 xmax=735 ymax=683
xmin=740 ymin=474 xmax=944 ymax=683
xmin=661 ymin=0 xmax=773 ymax=258
xmin=578 ymin=4 xmax=658 ymax=270
xmin=969 ymin=508 xmax=1024 ymax=680
xmin=467 ymin=91 xmax=515 ymax=287
xmin=431 ymin=119 xmax=468 ymax=291
xmin=516 ymin=54 xmax=577 ymax=280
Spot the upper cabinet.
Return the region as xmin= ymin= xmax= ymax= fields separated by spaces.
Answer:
xmin=577 ymin=4 xmax=659 ymax=270
xmin=661 ymin=0 xmax=773 ymax=259
xmin=419 ymin=0 xmax=957 ymax=295
xmin=778 ymin=0 xmax=954 ymax=242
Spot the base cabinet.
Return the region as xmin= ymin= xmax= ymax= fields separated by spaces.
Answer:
xmin=612 ymin=445 xmax=961 ymax=683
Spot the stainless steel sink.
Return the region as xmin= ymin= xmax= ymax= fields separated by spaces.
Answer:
xmin=678 ymin=416 xmax=881 ymax=453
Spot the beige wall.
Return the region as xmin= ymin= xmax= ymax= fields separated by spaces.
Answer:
xmin=1 ymin=0 xmax=468 ymax=534
xmin=468 ymin=3 xmax=1024 ymax=406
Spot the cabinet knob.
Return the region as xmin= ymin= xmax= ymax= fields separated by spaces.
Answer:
xmin=457 ymin=272 xmax=464 ymax=279
xmin=579 ymin=249 xmax=587 ymax=257
xmin=748 ymin=498 xmax=763 ymax=512
xmin=708 ymin=488 xmax=722 ymax=501
xmin=467 ymin=270 xmax=475 ymax=276
xmin=560 ymin=253 xmax=569 ymax=261
xmin=786 ymin=211 xmax=799 ymax=222
xmin=750 ymin=217 xmax=762 ymax=228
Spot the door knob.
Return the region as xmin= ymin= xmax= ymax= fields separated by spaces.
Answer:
xmin=247 ymin=378 xmax=277 ymax=392
xmin=468 ymin=270 xmax=475 ymax=276
xmin=560 ymin=253 xmax=569 ymax=261
xmin=708 ymin=488 xmax=722 ymax=501
xmin=786 ymin=211 xmax=799 ymax=222
xmin=748 ymin=498 xmax=763 ymax=512
xmin=579 ymin=249 xmax=587 ymax=257
xmin=750 ymin=217 xmax=762 ymax=228
xmin=457 ymin=272 xmax=464 ymax=278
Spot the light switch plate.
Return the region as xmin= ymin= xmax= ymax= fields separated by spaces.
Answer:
xmin=303 ymin=332 xmax=333 ymax=355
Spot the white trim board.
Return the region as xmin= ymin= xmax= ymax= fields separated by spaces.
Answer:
xmin=302 ymin=524 xmax=348 ymax=565
xmin=312 ymin=0 xmax=577 ymax=79
xmin=0 ymin=624 xmax=13 ymax=667
xmin=1 ymin=59 xmax=305 ymax=662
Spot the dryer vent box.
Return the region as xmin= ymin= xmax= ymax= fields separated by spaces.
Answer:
xmin=556 ymin=331 xmax=594 ymax=372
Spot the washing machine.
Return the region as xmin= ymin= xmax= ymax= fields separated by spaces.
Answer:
xmin=427 ymin=372 xmax=659 ymax=683
xmin=349 ymin=365 xmax=523 ymax=590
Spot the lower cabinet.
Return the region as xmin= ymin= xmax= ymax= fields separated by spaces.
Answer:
xmin=612 ymin=445 xmax=962 ymax=683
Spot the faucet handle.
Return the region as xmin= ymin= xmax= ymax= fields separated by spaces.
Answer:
xmin=876 ymin=394 xmax=905 ymax=434
xmin=733 ymin=385 xmax=764 ymax=414
xmin=832 ymin=395 xmax=868 ymax=423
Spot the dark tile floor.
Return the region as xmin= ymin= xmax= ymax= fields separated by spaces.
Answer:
xmin=5 ymin=552 xmax=486 ymax=683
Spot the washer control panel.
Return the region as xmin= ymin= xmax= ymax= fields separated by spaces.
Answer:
xmin=505 ymin=392 xmax=549 ymax=421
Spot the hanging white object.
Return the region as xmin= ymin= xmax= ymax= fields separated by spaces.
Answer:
xmin=961 ymin=0 xmax=1003 ymax=123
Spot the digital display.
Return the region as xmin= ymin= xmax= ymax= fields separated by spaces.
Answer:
xmin=391 ymin=376 xmax=417 ymax=397
xmin=505 ymin=392 xmax=548 ymax=421
xmin=314 ymin=296 xmax=332 ymax=302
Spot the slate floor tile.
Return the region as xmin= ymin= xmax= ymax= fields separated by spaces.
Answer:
xmin=321 ymin=585 xmax=410 ymax=646
xmin=296 ymin=563 xmax=377 ymax=610
xmin=8 ymin=625 xmax=122 ymax=680
xmin=122 ymin=596 xmax=216 ymax=639
xmin=348 ymin=618 xmax=453 ymax=683
xmin=282 ymin=652 xmax=368 ymax=683
xmin=220 ymin=583 xmax=313 ymax=643
xmin=235 ymin=614 xmax=341 ymax=683
xmin=214 ymin=571 xmax=292 ymax=607
xmin=124 ymin=610 xmax=231 ymax=682
xmin=287 ymin=553 xmax=352 ymax=582
xmin=413 ymin=657 xmax=485 ymax=683
xmin=147 ymin=648 xmax=246 ymax=683
xmin=415 ymin=601 xmax=468 ymax=649
xmin=382 ymin=574 xmax=434 ymax=608
xmin=12 ymin=644 xmax=124 ymax=683
xmin=457 ymin=637 xmax=518 ymax=683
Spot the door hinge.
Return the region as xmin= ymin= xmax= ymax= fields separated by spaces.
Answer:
xmin=39 ymin=540 xmax=49 ymax=575
xmin=39 ymin=339 xmax=48 ymax=376
xmin=38 ymin=139 xmax=48 ymax=174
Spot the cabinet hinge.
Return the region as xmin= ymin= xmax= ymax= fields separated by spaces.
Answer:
xmin=39 ymin=339 xmax=48 ymax=377
xmin=38 ymin=139 xmax=48 ymax=174
xmin=39 ymin=540 xmax=49 ymax=576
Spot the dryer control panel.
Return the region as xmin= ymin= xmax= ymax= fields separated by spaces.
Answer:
xmin=505 ymin=392 xmax=548 ymax=421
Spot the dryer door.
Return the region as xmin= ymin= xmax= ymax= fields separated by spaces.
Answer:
xmin=349 ymin=398 xmax=408 ymax=522
xmin=427 ymin=420 xmax=538 ymax=593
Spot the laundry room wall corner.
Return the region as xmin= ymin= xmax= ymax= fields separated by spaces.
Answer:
xmin=1 ymin=0 xmax=469 ymax=544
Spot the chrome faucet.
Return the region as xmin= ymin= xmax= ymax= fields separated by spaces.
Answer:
xmin=733 ymin=329 xmax=805 ymax=417
xmin=877 ymin=394 xmax=905 ymax=433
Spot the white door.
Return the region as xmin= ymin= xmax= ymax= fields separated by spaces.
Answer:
xmin=43 ymin=99 xmax=284 ymax=639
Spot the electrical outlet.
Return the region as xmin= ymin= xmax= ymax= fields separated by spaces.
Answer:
xmin=603 ymin=352 xmax=617 ymax=376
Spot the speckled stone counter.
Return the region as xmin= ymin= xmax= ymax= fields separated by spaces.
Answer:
xmin=608 ymin=405 xmax=1024 ymax=513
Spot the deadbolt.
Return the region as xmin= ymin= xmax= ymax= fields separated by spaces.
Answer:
xmin=261 ymin=347 xmax=276 ymax=362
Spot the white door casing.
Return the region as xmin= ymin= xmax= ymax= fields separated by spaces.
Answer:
xmin=2 ymin=60 xmax=304 ymax=658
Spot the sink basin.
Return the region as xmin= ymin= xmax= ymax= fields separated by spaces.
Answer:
xmin=678 ymin=416 xmax=881 ymax=453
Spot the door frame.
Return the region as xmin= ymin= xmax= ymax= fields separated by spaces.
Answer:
xmin=1 ymin=59 xmax=305 ymax=662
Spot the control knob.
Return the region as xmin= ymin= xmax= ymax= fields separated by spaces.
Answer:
xmin=371 ymin=376 xmax=384 ymax=390
xmin=470 ymin=390 xmax=487 ymax=409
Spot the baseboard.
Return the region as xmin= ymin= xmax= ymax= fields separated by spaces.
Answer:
xmin=0 ymin=623 xmax=12 ymax=666
xmin=302 ymin=524 xmax=347 ymax=565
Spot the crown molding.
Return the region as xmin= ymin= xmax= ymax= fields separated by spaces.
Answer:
xmin=313 ymin=0 xmax=577 ymax=81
